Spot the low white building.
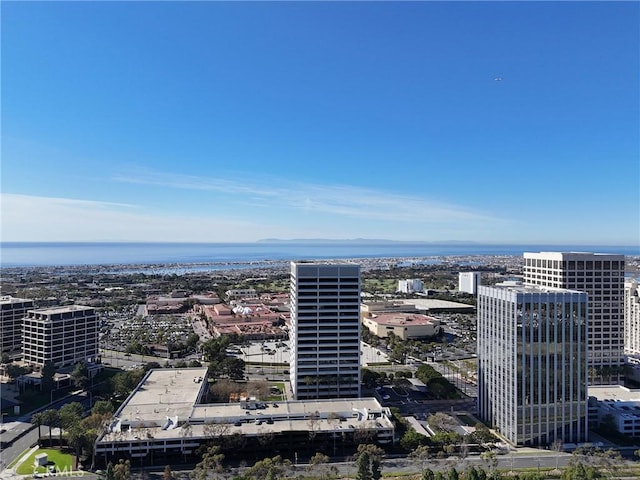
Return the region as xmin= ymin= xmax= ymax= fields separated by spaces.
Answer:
xmin=94 ymin=368 xmax=395 ymax=466
xmin=225 ymin=288 xmax=258 ymax=300
xmin=589 ymin=385 xmax=640 ymax=438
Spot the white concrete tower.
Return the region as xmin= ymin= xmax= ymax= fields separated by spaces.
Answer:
xmin=22 ymin=305 xmax=99 ymax=368
xmin=289 ymin=262 xmax=361 ymax=400
xmin=624 ymin=279 xmax=640 ymax=356
xmin=523 ymin=252 xmax=625 ymax=383
xmin=1 ymin=296 xmax=34 ymax=357
xmin=459 ymin=272 xmax=481 ymax=295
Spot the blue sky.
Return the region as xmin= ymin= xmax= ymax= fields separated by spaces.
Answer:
xmin=2 ymin=1 xmax=639 ymax=244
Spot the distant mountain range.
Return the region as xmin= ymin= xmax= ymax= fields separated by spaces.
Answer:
xmin=257 ymin=238 xmax=483 ymax=245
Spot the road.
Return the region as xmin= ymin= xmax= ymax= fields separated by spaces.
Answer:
xmin=118 ymin=450 xmax=638 ymax=480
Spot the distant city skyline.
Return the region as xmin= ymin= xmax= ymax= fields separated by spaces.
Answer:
xmin=2 ymin=2 xmax=638 ymax=244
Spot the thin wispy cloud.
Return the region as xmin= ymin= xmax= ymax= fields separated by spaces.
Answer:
xmin=0 ymin=193 xmax=288 ymax=242
xmin=113 ymin=170 xmax=501 ymax=225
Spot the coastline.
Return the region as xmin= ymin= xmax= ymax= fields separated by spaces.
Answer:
xmin=1 ymin=241 xmax=638 ymax=271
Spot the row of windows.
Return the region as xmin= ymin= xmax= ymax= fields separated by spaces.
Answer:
xmin=524 ymin=259 xmax=623 ymax=269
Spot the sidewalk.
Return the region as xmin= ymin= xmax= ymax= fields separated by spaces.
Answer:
xmin=0 ymin=445 xmax=39 ymax=479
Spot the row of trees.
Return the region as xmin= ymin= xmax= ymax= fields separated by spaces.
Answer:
xmin=415 ymin=364 xmax=460 ymax=399
xmin=3 ymin=360 xmax=90 ymax=391
xmin=31 ymin=400 xmax=115 ymax=468
xmin=419 ymin=465 xmax=540 ymax=480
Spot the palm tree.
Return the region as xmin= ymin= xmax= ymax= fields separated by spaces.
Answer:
xmin=31 ymin=412 xmax=44 ymax=444
xmin=41 ymin=409 xmax=59 ymax=447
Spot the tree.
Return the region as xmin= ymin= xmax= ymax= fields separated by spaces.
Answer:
xmin=468 ymin=423 xmax=496 ymax=444
xmin=561 ymin=461 xmax=601 ymax=480
xmin=464 ymin=466 xmax=481 ymax=480
xmin=371 ymin=456 xmax=382 ymax=480
xmin=410 ymin=444 xmax=431 ymax=471
xmin=92 ymin=400 xmax=115 ymax=416
xmin=480 ymin=451 xmax=498 ymax=475
xmin=246 ymin=456 xmax=290 ymax=480
xmin=401 ymin=427 xmax=426 ymax=451
xmin=5 ymin=363 xmax=29 ymax=381
xmin=112 ymin=459 xmax=131 ymax=480
xmin=218 ymin=357 xmax=245 ymax=380
xmin=66 ymin=424 xmax=86 ymax=469
xmin=59 ymin=402 xmax=83 ymax=444
xmin=192 ymin=445 xmax=225 ymax=480
xmin=428 ymin=412 xmax=458 ymax=432
xmin=41 ymin=361 xmax=56 ymax=394
xmin=186 ymin=332 xmax=200 ymax=351
xmin=71 ymin=361 xmax=90 ymax=389
xmin=163 ymin=465 xmax=173 ymax=480
xmin=355 ymin=444 xmax=384 ymax=480
xmin=308 ymin=452 xmax=332 ymax=480
xmin=144 ymin=361 xmax=162 ymax=371
xmin=362 ymin=368 xmax=385 ymax=388
xmin=80 ymin=411 xmax=113 ymax=469
xmin=308 ymin=411 xmax=321 ymax=445
xmin=105 ymin=463 xmax=115 ymax=480
xmin=202 ymin=337 xmax=230 ymax=365
xmin=41 ymin=409 xmax=59 ymax=446
xmin=551 ymin=439 xmax=564 ymax=470
xmin=422 ymin=469 xmax=435 ymax=480
xmin=111 ymin=369 xmax=145 ymax=397
xmin=31 ymin=412 xmax=44 ymax=443
xmin=356 ymin=451 xmax=372 ymax=480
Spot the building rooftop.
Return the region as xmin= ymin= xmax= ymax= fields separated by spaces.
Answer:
xmin=524 ymin=251 xmax=625 ymax=259
xmin=369 ymin=313 xmax=439 ymax=326
xmin=100 ymin=368 xmax=393 ymax=444
xmin=27 ymin=305 xmax=94 ymax=315
xmin=0 ymin=296 xmax=33 ymax=305
xmin=114 ymin=368 xmax=209 ymax=426
xmin=401 ymin=299 xmax=474 ymax=312
xmin=589 ymin=385 xmax=640 ymax=403
xmin=482 ymin=284 xmax=586 ymax=295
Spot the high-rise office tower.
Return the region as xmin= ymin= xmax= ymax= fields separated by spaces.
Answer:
xmin=624 ymin=279 xmax=640 ymax=357
xmin=523 ymin=252 xmax=625 ymax=382
xmin=477 ymin=284 xmax=588 ymax=446
xmin=459 ymin=272 xmax=481 ymax=295
xmin=289 ymin=262 xmax=361 ymax=400
xmin=22 ymin=305 xmax=99 ymax=368
xmin=1 ymin=296 xmax=35 ymax=357
xmin=397 ymin=279 xmax=424 ymax=294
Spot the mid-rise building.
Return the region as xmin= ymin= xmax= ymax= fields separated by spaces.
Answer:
xmin=523 ymin=252 xmax=625 ymax=382
xmin=625 ymin=279 xmax=640 ymax=357
xmin=477 ymin=284 xmax=588 ymax=446
xmin=1 ymin=296 xmax=34 ymax=356
xmin=22 ymin=305 xmax=99 ymax=368
xmin=459 ymin=272 xmax=481 ymax=295
xmin=289 ymin=262 xmax=361 ymax=400
xmin=397 ymin=279 xmax=423 ymax=294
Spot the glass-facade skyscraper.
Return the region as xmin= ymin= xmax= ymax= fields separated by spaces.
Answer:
xmin=477 ymin=284 xmax=588 ymax=446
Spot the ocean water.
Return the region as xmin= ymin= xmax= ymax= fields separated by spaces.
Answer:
xmin=1 ymin=242 xmax=638 ymax=268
